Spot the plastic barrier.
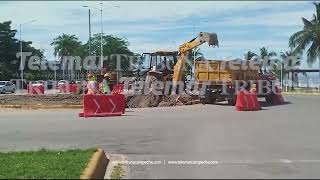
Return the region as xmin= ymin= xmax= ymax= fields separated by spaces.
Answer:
xmin=79 ymin=94 xmax=125 ymax=118
xmin=60 ymin=84 xmax=79 ymax=94
xmin=272 ymin=86 xmax=284 ymax=105
xmin=235 ymin=89 xmax=260 ymax=111
xmin=112 ymin=84 xmax=124 ymax=94
xmin=27 ymin=85 xmax=44 ymax=95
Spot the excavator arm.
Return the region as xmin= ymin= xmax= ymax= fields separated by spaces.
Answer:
xmin=172 ymin=32 xmax=219 ymax=85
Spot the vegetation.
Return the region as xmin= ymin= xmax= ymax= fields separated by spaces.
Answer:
xmin=289 ymin=2 xmax=320 ymax=66
xmin=110 ymin=164 xmax=124 ymax=179
xmin=186 ymin=47 xmax=203 ymax=78
xmin=0 ymin=149 xmax=95 ymax=179
xmin=88 ymin=33 xmax=135 ymax=71
xmin=0 ymin=21 xmax=43 ymax=80
xmin=50 ymin=33 xmax=136 ymax=80
xmin=244 ymin=51 xmax=257 ymax=60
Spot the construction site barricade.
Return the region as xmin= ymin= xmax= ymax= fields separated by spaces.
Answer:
xmin=60 ymin=84 xmax=79 ymax=94
xmin=79 ymin=94 xmax=125 ymax=118
xmin=235 ymin=89 xmax=260 ymax=111
xmin=112 ymin=84 xmax=124 ymax=94
xmin=27 ymin=85 xmax=44 ymax=95
xmin=272 ymin=86 xmax=284 ymax=105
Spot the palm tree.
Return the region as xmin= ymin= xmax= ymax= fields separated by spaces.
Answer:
xmin=50 ymin=34 xmax=82 ymax=80
xmin=289 ymin=3 xmax=320 ymax=66
xmin=278 ymin=51 xmax=301 ymax=90
xmin=244 ymin=51 xmax=257 ymax=60
xmin=187 ymin=47 xmax=203 ymax=79
xmin=259 ymin=47 xmax=277 ymax=73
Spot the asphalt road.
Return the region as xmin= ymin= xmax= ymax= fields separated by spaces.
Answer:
xmin=0 ymin=95 xmax=319 ymax=178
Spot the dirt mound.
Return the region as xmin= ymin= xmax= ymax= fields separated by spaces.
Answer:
xmin=126 ymin=95 xmax=162 ymax=108
xmin=0 ymin=94 xmax=82 ymax=105
xmin=126 ymin=94 xmax=199 ymax=108
xmin=0 ymin=93 xmax=198 ymax=108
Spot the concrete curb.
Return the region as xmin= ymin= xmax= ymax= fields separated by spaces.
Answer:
xmin=0 ymin=104 xmax=82 ymax=109
xmin=104 ymin=154 xmax=128 ymax=179
xmin=282 ymin=92 xmax=320 ymax=96
xmin=80 ymin=148 xmax=110 ymax=179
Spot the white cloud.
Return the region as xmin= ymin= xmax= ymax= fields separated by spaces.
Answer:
xmin=216 ymin=9 xmax=313 ymax=27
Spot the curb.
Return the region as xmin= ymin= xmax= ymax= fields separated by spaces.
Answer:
xmin=282 ymin=92 xmax=320 ymax=96
xmin=80 ymin=148 xmax=110 ymax=179
xmin=0 ymin=104 xmax=82 ymax=109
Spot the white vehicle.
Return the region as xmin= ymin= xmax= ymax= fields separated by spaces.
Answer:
xmin=32 ymin=80 xmax=45 ymax=87
xmin=0 ymin=81 xmax=16 ymax=94
xmin=58 ymin=80 xmax=68 ymax=87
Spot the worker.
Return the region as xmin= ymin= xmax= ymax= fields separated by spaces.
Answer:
xmin=100 ymin=73 xmax=111 ymax=94
xmin=86 ymin=73 xmax=98 ymax=95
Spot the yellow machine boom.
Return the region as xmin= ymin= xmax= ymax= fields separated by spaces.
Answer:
xmin=172 ymin=32 xmax=219 ymax=85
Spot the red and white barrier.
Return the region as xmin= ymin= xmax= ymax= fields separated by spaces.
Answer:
xmin=79 ymin=94 xmax=125 ymax=118
xmin=60 ymin=84 xmax=79 ymax=94
xmin=112 ymin=84 xmax=124 ymax=94
xmin=27 ymin=85 xmax=44 ymax=95
xmin=235 ymin=89 xmax=260 ymax=111
xmin=272 ymin=86 xmax=284 ymax=105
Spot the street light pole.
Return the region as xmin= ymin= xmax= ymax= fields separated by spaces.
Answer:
xmin=19 ymin=20 xmax=36 ymax=90
xmin=100 ymin=2 xmax=103 ymax=69
xmin=89 ymin=9 xmax=92 ymax=56
xmin=19 ymin=24 xmax=23 ymax=90
xmin=83 ymin=4 xmax=119 ymax=71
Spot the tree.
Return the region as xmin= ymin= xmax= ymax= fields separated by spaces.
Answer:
xmin=50 ymin=34 xmax=82 ymax=80
xmin=185 ymin=47 xmax=203 ymax=78
xmin=273 ymin=51 xmax=301 ymax=90
xmin=87 ymin=33 xmax=135 ymax=75
xmin=244 ymin=51 xmax=257 ymax=60
xmin=0 ymin=21 xmax=43 ymax=80
xmin=259 ymin=47 xmax=277 ymax=73
xmin=289 ymin=2 xmax=320 ymax=67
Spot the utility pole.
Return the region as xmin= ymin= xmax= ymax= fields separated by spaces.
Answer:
xmin=100 ymin=2 xmax=103 ymax=69
xmin=19 ymin=20 xmax=36 ymax=90
xmin=89 ymin=9 xmax=92 ymax=56
xmin=19 ymin=24 xmax=22 ymax=90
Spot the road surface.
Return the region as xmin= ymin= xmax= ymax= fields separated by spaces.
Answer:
xmin=0 ymin=95 xmax=319 ymax=178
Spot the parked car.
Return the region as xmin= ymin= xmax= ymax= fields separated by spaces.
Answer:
xmin=58 ymin=80 xmax=68 ymax=87
xmin=0 ymin=81 xmax=16 ymax=94
xmin=32 ymin=80 xmax=45 ymax=87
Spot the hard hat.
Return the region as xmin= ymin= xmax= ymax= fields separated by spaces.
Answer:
xmin=104 ymin=73 xmax=110 ymax=78
xmin=87 ymin=73 xmax=93 ymax=79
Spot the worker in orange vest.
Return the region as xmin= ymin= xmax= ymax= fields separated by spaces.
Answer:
xmin=86 ymin=73 xmax=98 ymax=95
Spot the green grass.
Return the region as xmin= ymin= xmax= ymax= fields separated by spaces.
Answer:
xmin=0 ymin=149 xmax=95 ymax=179
xmin=110 ymin=164 xmax=124 ymax=180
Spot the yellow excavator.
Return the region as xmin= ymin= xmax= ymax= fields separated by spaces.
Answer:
xmin=143 ymin=32 xmax=219 ymax=94
xmin=172 ymin=32 xmax=219 ymax=85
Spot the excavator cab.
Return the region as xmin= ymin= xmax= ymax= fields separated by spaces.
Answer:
xmin=140 ymin=51 xmax=178 ymax=80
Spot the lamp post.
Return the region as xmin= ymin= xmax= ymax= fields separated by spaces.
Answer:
xmin=83 ymin=4 xmax=119 ymax=69
xmin=82 ymin=6 xmax=92 ymax=56
xmin=19 ymin=20 xmax=36 ymax=90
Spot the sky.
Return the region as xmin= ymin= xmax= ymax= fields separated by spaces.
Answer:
xmin=0 ymin=1 xmax=319 ymax=69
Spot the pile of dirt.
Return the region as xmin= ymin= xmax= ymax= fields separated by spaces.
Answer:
xmin=126 ymin=94 xmax=199 ymax=108
xmin=0 ymin=93 xmax=198 ymax=108
xmin=0 ymin=94 xmax=82 ymax=105
xmin=126 ymin=95 xmax=163 ymax=108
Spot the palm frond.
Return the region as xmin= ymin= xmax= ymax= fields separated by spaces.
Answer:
xmin=306 ymin=41 xmax=319 ymax=65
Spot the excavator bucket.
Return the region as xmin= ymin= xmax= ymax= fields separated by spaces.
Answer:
xmin=199 ymin=32 xmax=219 ymax=47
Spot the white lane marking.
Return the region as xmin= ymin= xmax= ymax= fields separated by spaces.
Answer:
xmin=280 ymin=159 xmax=292 ymax=164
